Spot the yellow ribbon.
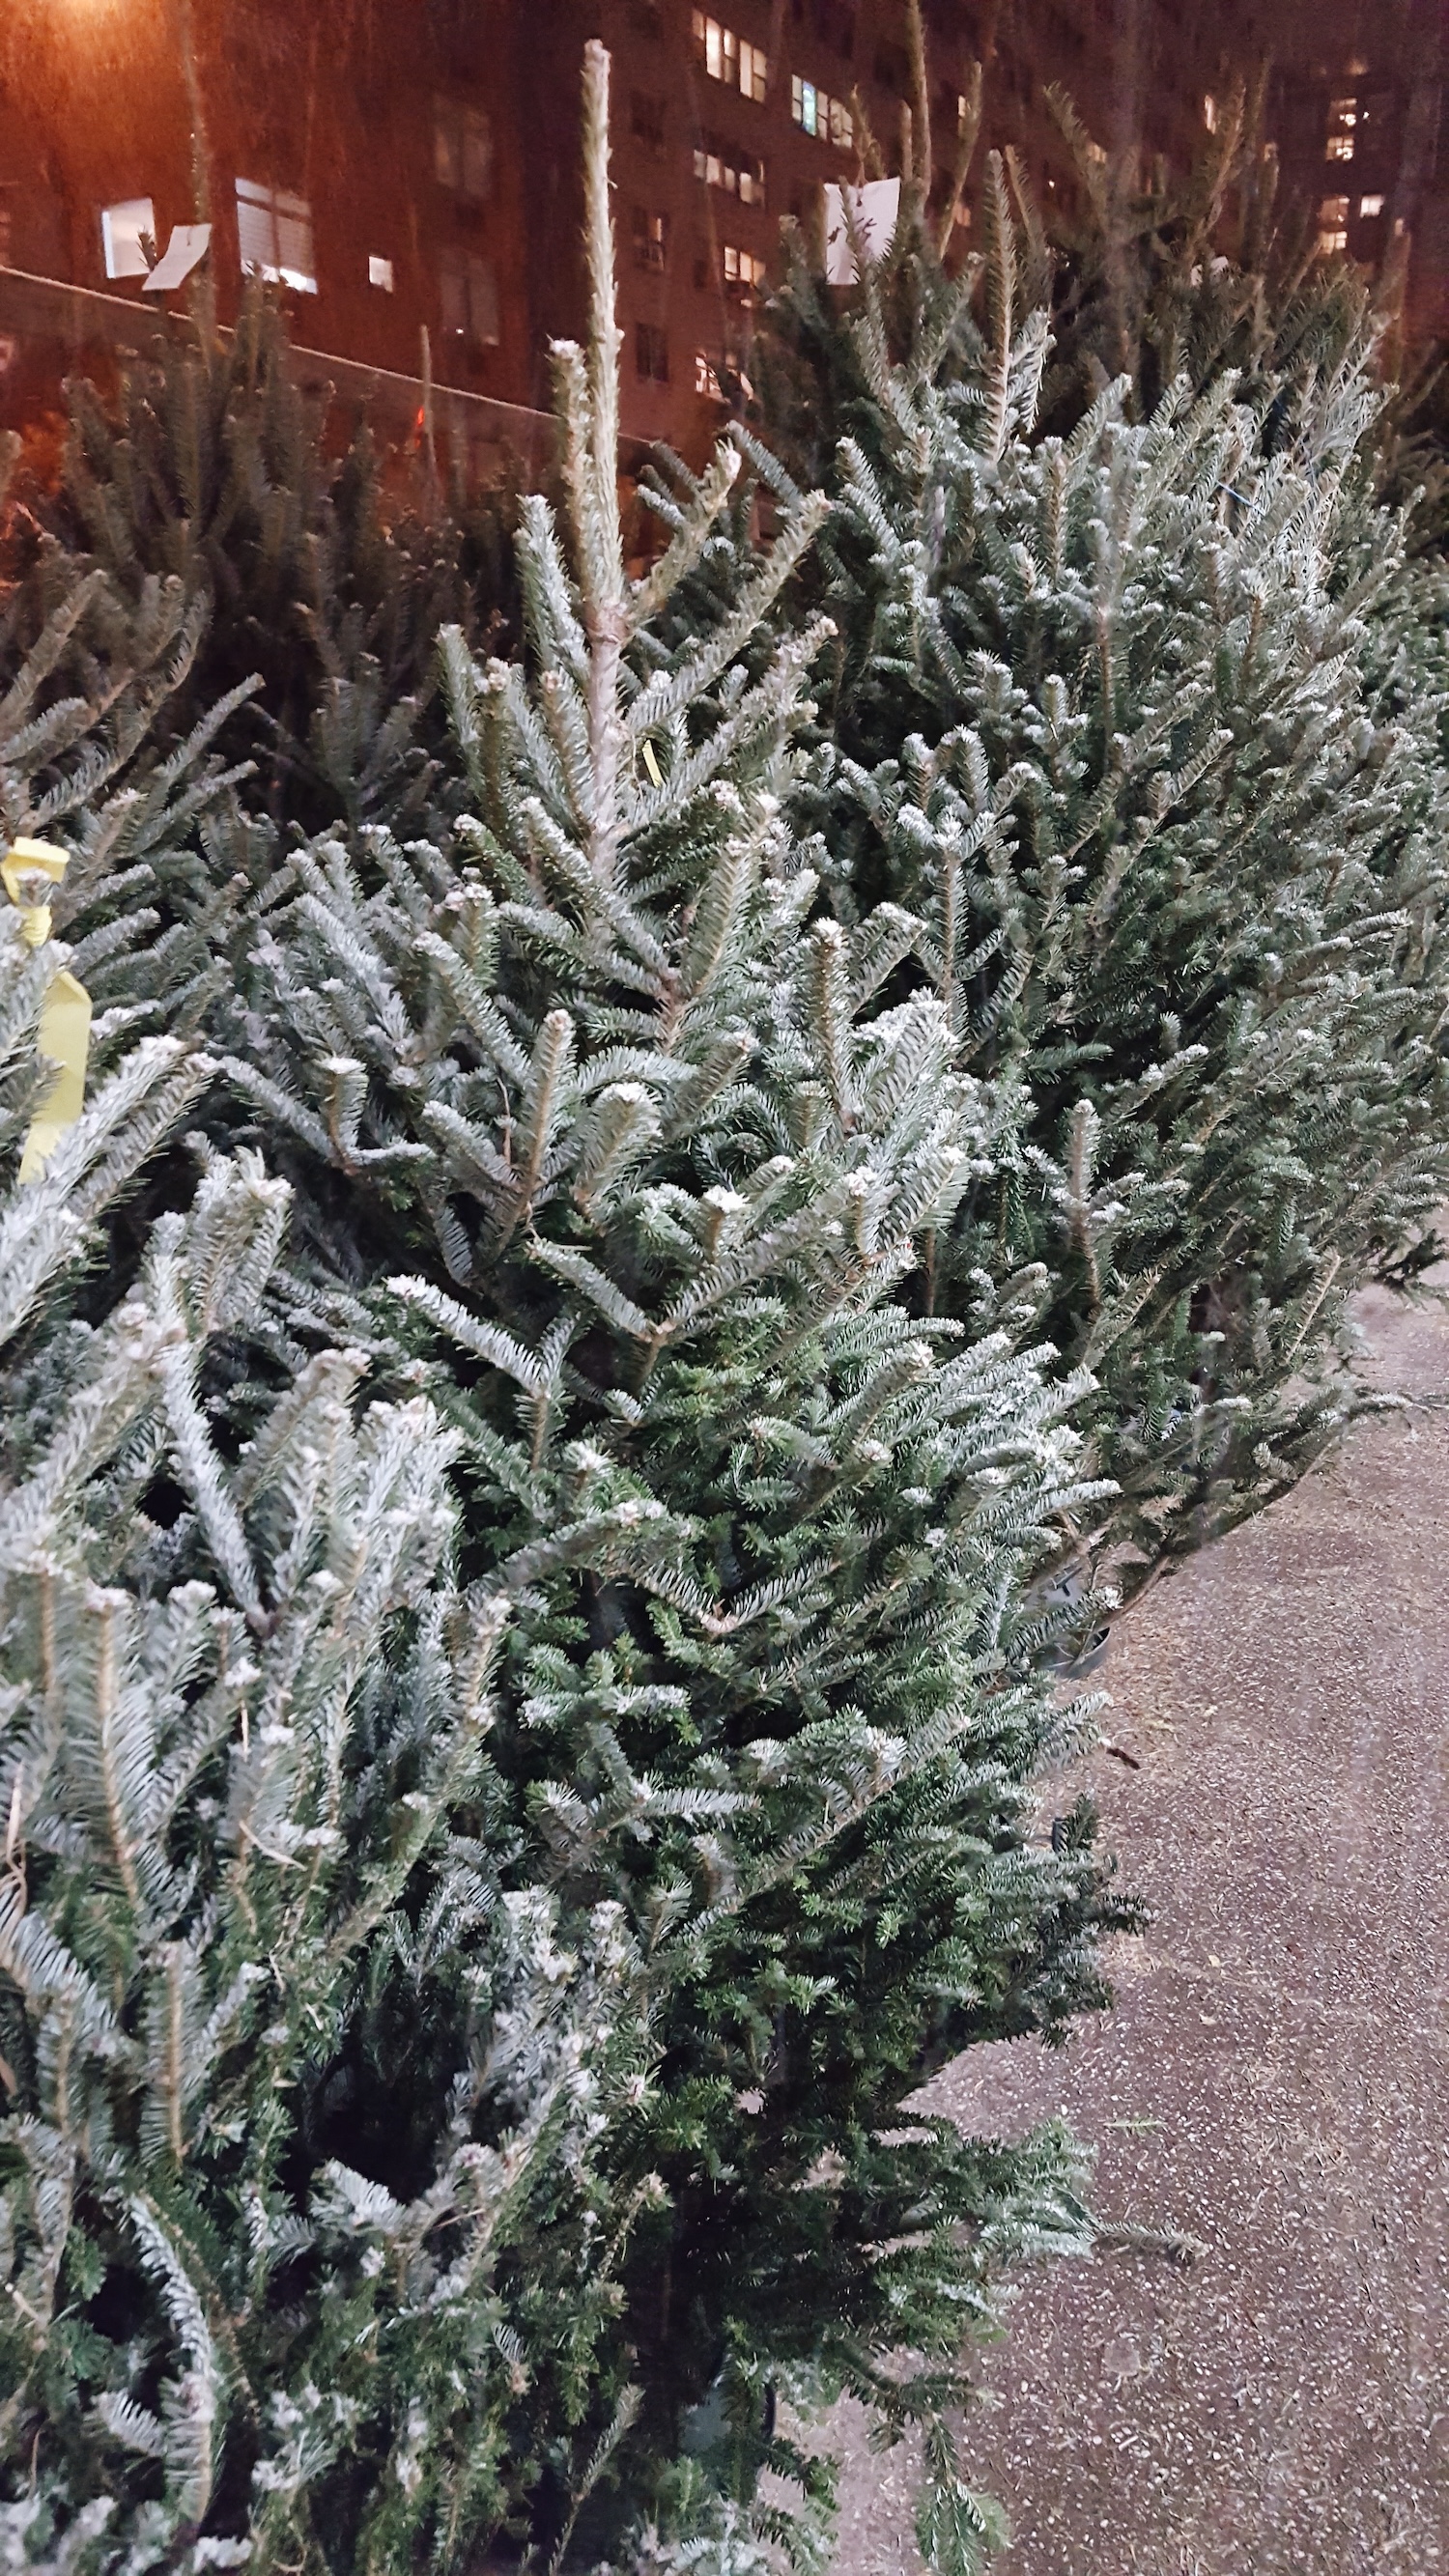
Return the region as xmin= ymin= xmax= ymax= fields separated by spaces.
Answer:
xmin=3 ymin=838 xmax=93 ymax=1185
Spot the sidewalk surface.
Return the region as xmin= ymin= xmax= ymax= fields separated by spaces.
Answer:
xmin=831 ymin=1281 xmax=1449 ymax=2575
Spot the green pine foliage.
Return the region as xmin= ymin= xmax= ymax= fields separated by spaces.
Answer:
xmin=750 ymin=148 xmax=1449 ymax=1607
xmin=0 ymin=431 xmax=265 ymax=1075
xmin=1031 ymin=75 xmax=1379 ymax=437
xmin=3 ymin=294 xmax=520 ymax=835
xmin=1 ymin=46 xmax=1137 ymax=2576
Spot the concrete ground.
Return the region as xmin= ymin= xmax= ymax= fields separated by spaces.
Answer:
xmin=831 ymin=1281 xmax=1449 ymax=2576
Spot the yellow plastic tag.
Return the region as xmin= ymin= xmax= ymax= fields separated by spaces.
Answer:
xmin=640 ymin=739 xmax=663 ymax=788
xmin=4 ymin=840 xmax=93 ymax=1183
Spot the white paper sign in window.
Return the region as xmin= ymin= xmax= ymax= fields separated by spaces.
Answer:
xmin=823 ymin=178 xmax=900 ymax=284
xmin=142 ymin=225 xmax=213 ymax=295
xmin=101 ymin=198 xmax=156 ymax=280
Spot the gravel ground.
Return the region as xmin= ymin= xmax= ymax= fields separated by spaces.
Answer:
xmin=831 ymin=1281 xmax=1449 ymax=2576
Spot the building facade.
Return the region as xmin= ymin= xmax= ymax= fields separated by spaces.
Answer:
xmin=1268 ymin=0 xmax=1447 ymax=343
xmin=0 ymin=0 xmax=1443 ymax=463
xmin=0 ymin=0 xmax=543 ymax=458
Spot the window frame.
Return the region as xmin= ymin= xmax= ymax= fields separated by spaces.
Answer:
xmin=440 ymin=245 xmax=501 ymax=348
xmin=235 ymin=178 xmax=317 ymax=294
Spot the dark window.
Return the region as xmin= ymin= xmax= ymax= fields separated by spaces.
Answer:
xmin=434 ymin=98 xmax=493 ymax=199
xmin=812 ymin=0 xmax=855 ymax=54
xmin=636 ymin=322 xmax=670 ymax=382
xmin=440 ymin=248 xmax=500 ymax=346
xmin=632 ymin=206 xmax=669 ymax=270
xmin=631 ymin=91 xmax=667 ymax=153
xmin=631 ymin=0 xmax=665 ymax=31
xmin=873 ymin=40 xmax=909 ymax=91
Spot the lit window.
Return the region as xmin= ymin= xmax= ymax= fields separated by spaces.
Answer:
xmin=956 ymin=92 xmax=971 ymax=129
xmin=695 ymin=350 xmax=724 ymax=397
xmin=236 ymin=180 xmax=316 ymax=292
xmin=101 ymin=197 xmax=156 ymax=280
xmin=633 ymin=206 xmax=669 ymax=271
xmin=790 ymin=73 xmax=852 ymax=145
xmin=368 ymin=254 xmax=394 ymax=291
xmin=693 ymin=14 xmax=767 ymax=100
xmin=1318 ymin=228 xmax=1348 ymax=252
xmin=695 ymin=136 xmax=765 ymax=204
xmin=722 ymin=241 xmax=766 ymax=291
xmin=434 ymin=99 xmax=493 ymax=199
xmin=1204 ymin=93 xmax=1217 ymax=131
xmin=1320 ymin=195 xmax=1350 ymax=225
xmin=440 ymin=248 xmax=499 ymax=346
xmin=1358 ymin=193 xmax=1384 ymax=217
xmin=637 ymin=322 xmax=670 ymax=382
xmin=1325 ymin=95 xmax=1357 ymax=160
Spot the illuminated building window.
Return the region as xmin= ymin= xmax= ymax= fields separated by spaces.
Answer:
xmin=368 ymin=255 xmax=394 ymax=291
xmin=1358 ymin=194 xmax=1384 ymax=217
xmin=694 ymin=136 xmax=766 ymax=204
xmin=633 ymin=207 xmax=669 ymax=271
xmin=434 ymin=99 xmax=493 ymax=199
xmin=791 ymin=74 xmax=853 ymax=145
xmin=636 ymin=322 xmax=670 ymax=382
xmin=1204 ymin=93 xmax=1217 ymax=131
xmin=693 ymin=15 xmax=769 ymax=101
xmin=1318 ymin=196 xmax=1350 ymax=254
xmin=236 ymin=180 xmax=316 ymax=293
xmin=722 ymin=241 xmax=767 ymax=292
xmin=695 ymin=350 xmax=724 ymax=397
xmin=101 ymin=197 xmax=156 ymax=281
xmin=440 ymin=248 xmax=499 ymax=346
xmin=1325 ymin=95 xmax=1357 ymax=160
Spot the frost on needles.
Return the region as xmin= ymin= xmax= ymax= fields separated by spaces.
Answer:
xmin=0 ymin=44 xmax=1136 ymax=2576
xmin=755 ymin=136 xmax=1449 ymax=1606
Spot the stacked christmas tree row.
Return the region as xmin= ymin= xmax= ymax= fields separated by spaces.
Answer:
xmin=3 ymin=33 xmax=1447 ymax=2576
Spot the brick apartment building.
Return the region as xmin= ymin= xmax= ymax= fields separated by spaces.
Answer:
xmin=1269 ymin=0 xmax=1448 ymax=343
xmin=0 ymin=0 xmax=1441 ymax=466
